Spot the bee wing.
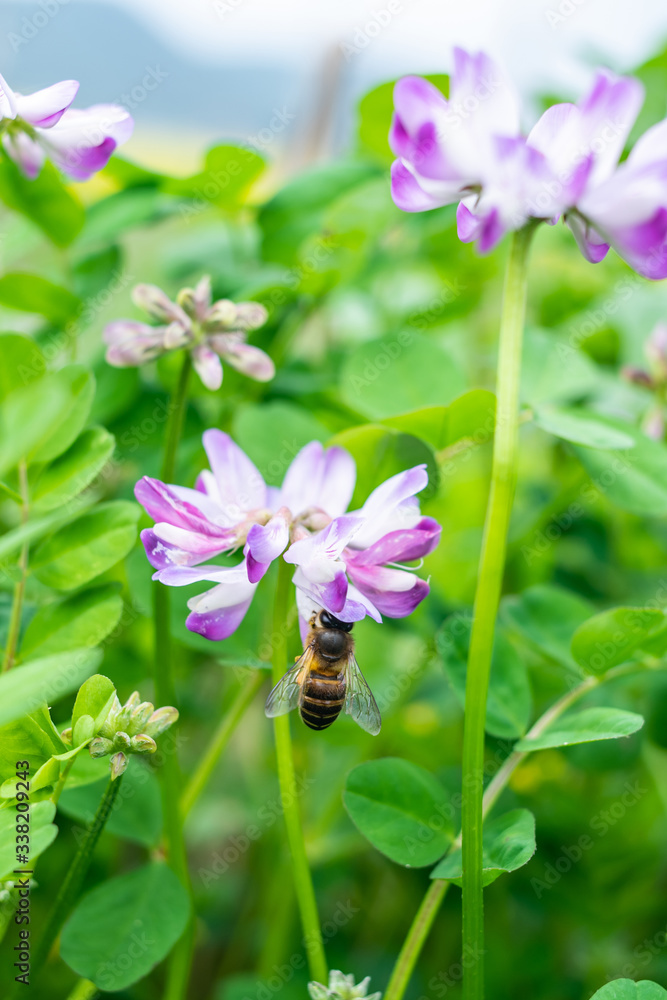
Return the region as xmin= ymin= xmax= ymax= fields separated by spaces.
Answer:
xmin=264 ymin=645 xmax=314 ymax=718
xmin=343 ymin=654 xmax=381 ymax=736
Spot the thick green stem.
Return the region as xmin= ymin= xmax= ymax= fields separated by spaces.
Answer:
xmin=271 ymin=559 xmax=328 ymax=983
xmin=461 ymin=225 xmax=535 ymax=1000
xmin=385 ymin=659 xmax=648 ymax=1000
xmin=152 ymin=352 xmax=194 ymax=1000
xmin=33 ymin=776 xmax=121 ymax=973
xmin=2 ymin=461 xmax=29 ymax=673
xmin=180 ymin=670 xmax=264 ymax=819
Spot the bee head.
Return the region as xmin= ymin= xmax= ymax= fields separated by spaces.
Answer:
xmin=318 ymin=610 xmax=353 ymax=633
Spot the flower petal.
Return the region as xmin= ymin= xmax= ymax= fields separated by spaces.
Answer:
xmin=349 ymin=517 xmax=441 ymax=566
xmin=191 ymin=344 xmax=223 ymax=391
xmin=135 ymin=476 xmax=226 ymax=534
xmin=391 ymin=159 xmax=449 ymax=212
xmin=349 ymin=465 xmax=428 ymax=549
xmin=132 ymin=284 xmax=191 ymax=326
xmin=15 ymin=80 xmax=79 ymax=127
xmin=244 ymin=512 xmax=290 ymax=583
xmin=209 ymin=337 xmax=275 ymax=382
xmin=278 ymin=442 xmax=356 ymax=518
xmin=183 ymin=562 xmax=258 ymax=640
xmin=347 ymin=563 xmax=430 ymax=618
xmin=2 ymin=132 xmax=45 ymax=180
xmin=0 ymin=72 xmax=18 ymax=118
xmin=37 ymin=104 xmax=133 ymax=180
xmin=103 ymin=320 xmax=167 ymax=366
xmin=201 ymin=429 xmax=268 ymax=515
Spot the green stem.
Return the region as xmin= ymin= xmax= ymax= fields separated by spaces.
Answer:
xmin=33 ymin=776 xmax=122 ymax=974
xmin=384 ymin=660 xmax=648 ymax=1000
xmin=2 ymin=461 xmax=29 ymax=673
xmin=271 ymin=559 xmax=328 ymax=983
xmin=461 ymin=224 xmax=535 ymax=1000
xmin=65 ymin=980 xmax=99 ymax=1000
xmin=180 ymin=670 xmax=264 ymax=819
xmin=152 ymin=351 xmax=194 ymax=1000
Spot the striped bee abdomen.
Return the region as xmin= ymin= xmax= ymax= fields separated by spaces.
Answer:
xmin=300 ymin=670 xmax=346 ymax=731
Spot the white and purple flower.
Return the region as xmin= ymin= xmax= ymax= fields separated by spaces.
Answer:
xmin=0 ymin=74 xmax=132 ymax=180
xmin=390 ymin=47 xmax=667 ymax=278
xmin=103 ymin=276 xmax=275 ymax=390
xmin=135 ymin=431 xmax=440 ymax=641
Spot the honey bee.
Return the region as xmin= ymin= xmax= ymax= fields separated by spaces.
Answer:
xmin=265 ymin=609 xmax=381 ymax=735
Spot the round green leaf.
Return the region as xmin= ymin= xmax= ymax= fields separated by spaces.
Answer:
xmin=438 ymin=614 xmax=531 ymax=739
xmin=232 ymin=401 xmax=329 ymax=487
xmin=60 ymin=863 xmax=190 ymax=990
xmin=71 ymin=674 xmax=117 ymax=744
xmin=330 ymin=424 xmax=438 ymax=509
xmin=500 ymin=585 xmax=594 ymax=672
xmin=380 ymin=389 xmax=496 ymax=452
xmin=30 ymin=365 xmax=95 ymax=464
xmin=21 ymin=586 xmax=123 ymax=659
xmin=344 ymin=758 xmax=454 ymax=867
xmin=340 ymin=333 xmax=466 ymax=420
xmin=32 ymin=501 xmax=140 ymax=591
xmin=533 ymin=407 xmax=636 ymax=450
xmin=431 ymin=809 xmax=536 ymax=886
xmin=589 ymin=981 xmax=667 ymax=1000
xmin=0 ymin=374 xmax=72 ymax=476
xmin=571 ymin=607 xmax=666 ymax=674
xmin=32 ymin=426 xmax=115 ymax=512
xmin=515 ymin=707 xmax=644 ymax=752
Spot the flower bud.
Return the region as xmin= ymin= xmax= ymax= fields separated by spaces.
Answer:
xmin=234 ymin=301 xmax=268 ymax=330
xmin=203 ymin=299 xmax=237 ymax=331
xmin=129 ymin=701 xmax=154 ymax=735
xmin=176 ymin=287 xmax=198 ymax=318
xmin=144 ymin=706 xmax=179 ymax=737
xmin=110 ymin=752 xmax=127 ymax=780
xmin=308 ymin=971 xmax=382 ymax=1000
xmin=60 ymin=727 xmax=73 ymax=745
xmin=89 ymin=737 xmax=114 ymax=758
xmin=130 ymin=734 xmax=157 ymax=755
xmin=113 ymin=731 xmax=132 ymax=752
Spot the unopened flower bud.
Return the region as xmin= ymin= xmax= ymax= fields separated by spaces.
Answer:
xmin=110 ymin=752 xmax=127 ymax=780
xmin=129 ymin=701 xmax=154 ymax=735
xmin=144 ymin=706 xmax=179 ymax=737
xmin=203 ymin=299 xmax=237 ymax=330
xmin=130 ymin=734 xmax=157 ymax=755
xmin=622 ymin=365 xmax=654 ymax=389
xmin=113 ymin=731 xmax=132 ymax=752
xmin=176 ymin=287 xmax=198 ymax=318
xmin=89 ymin=737 xmax=113 ymax=758
xmin=234 ymin=301 xmax=268 ymax=330
xmin=60 ymin=727 xmax=72 ymax=745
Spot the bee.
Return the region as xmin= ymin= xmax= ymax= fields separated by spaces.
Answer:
xmin=265 ymin=609 xmax=381 ymax=735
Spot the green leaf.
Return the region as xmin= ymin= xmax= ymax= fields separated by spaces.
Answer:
xmin=515 ymin=707 xmax=644 ymax=752
xmin=21 ymin=586 xmax=123 ymax=660
xmin=30 ymin=365 xmax=95 ymax=464
xmin=380 ymin=389 xmax=496 ymax=452
xmin=521 ymin=328 xmax=601 ymax=406
xmin=340 ymin=333 xmax=466 ymax=420
xmin=533 ymin=407 xmax=636 ymax=450
xmin=32 ymin=426 xmax=115 ymax=513
xmin=163 ymin=144 xmax=265 ymax=206
xmin=329 ymin=424 xmax=438 ymax=509
xmin=343 ymin=758 xmax=454 ymax=867
xmin=589 ymin=982 xmax=667 ymax=1000
xmin=0 ymin=333 xmax=45 ymax=401
xmin=60 ymin=862 xmax=190 ymax=989
xmin=573 ymin=421 xmax=667 ymax=516
xmin=0 ymin=706 xmax=66 ymax=784
xmin=0 ymin=273 xmax=81 ymax=326
xmin=0 ymin=800 xmax=58 ymax=879
xmin=81 ymin=187 xmax=177 ymax=246
xmin=438 ymin=614 xmax=532 ymax=739
xmin=571 ymin=607 xmax=666 ymax=674
xmin=431 ymin=809 xmax=536 ymax=886
xmin=258 ymin=159 xmax=380 ymax=264
xmin=32 ymin=501 xmax=140 ymax=591
xmin=499 ymin=585 xmax=594 ymax=672
xmin=71 ymin=245 xmax=123 ymax=300
xmin=71 ymin=675 xmax=116 ymax=746
xmin=0 ymin=649 xmax=102 ymax=727
xmin=0 ymin=374 xmax=72 ymax=476
xmin=0 ymin=494 xmax=94 ymax=562
xmin=0 ymin=157 xmax=85 ymax=246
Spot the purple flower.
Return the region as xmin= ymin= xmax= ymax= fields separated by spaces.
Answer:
xmin=0 ymin=74 xmax=132 ymax=180
xmin=390 ymin=49 xmax=667 ymax=276
xmin=104 ymin=276 xmax=274 ymax=390
xmin=135 ymin=432 xmax=439 ymax=641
